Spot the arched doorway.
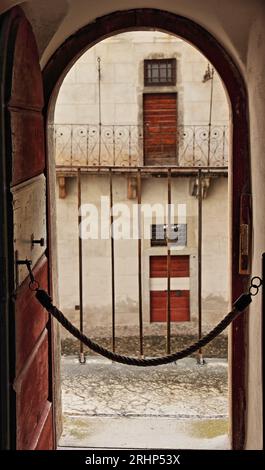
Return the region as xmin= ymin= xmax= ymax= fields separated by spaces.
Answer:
xmin=43 ymin=9 xmax=250 ymax=451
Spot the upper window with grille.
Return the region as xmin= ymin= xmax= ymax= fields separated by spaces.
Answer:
xmin=144 ymin=59 xmax=176 ymax=86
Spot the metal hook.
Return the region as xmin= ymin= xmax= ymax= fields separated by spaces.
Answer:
xmin=16 ymin=259 xmax=39 ymax=291
xmin=249 ymin=276 xmax=263 ymax=296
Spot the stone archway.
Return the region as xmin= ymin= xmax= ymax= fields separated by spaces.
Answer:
xmin=43 ymin=9 xmax=251 ymax=450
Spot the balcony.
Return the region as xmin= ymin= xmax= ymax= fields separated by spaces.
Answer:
xmin=52 ymin=124 xmax=229 ymax=171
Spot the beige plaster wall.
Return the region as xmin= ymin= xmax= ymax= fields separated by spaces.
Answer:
xmin=54 ymin=31 xmax=229 ymax=128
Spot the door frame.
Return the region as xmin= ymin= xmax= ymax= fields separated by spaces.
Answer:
xmin=43 ymin=9 xmax=251 ymax=450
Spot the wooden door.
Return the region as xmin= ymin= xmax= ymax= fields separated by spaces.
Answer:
xmin=150 ymin=255 xmax=190 ymax=322
xmin=0 ymin=7 xmax=54 ymax=449
xmin=143 ymin=93 xmax=177 ymax=165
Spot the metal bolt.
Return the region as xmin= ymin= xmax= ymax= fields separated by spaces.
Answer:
xmin=31 ymin=235 xmax=45 ymax=248
xmin=16 ymin=259 xmax=32 ymax=266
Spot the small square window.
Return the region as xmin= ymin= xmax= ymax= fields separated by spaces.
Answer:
xmin=144 ymin=59 xmax=176 ymax=86
xmin=150 ymin=224 xmax=187 ymax=247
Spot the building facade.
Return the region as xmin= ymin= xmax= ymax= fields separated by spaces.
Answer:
xmin=54 ymin=32 xmax=229 ymax=340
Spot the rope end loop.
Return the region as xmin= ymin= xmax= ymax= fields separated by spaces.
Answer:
xmin=233 ymin=293 xmax=252 ymax=312
xmin=36 ymin=289 xmax=53 ymax=309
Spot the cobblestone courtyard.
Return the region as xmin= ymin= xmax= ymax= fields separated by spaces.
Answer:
xmin=59 ymin=356 xmax=229 ymax=449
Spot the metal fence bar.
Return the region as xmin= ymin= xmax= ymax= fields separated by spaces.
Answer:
xmin=192 ymin=126 xmax=196 ymax=166
xmin=86 ymin=124 xmax=89 ymax=166
xmin=222 ymin=126 xmax=226 ymax=167
xmin=207 ymin=124 xmax=212 ymax=167
xmin=53 ymin=124 xmax=229 ymax=169
xmin=197 ymin=169 xmax=203 ymax=364
xmin=129 ymin=125 xmax=132 ymax=167
xmin=109 ymin=169 xmax=116 ymax=353
xmin=112 ymin=126 xmax=116 ymax=167
xmin=77 ymin=169 xmax=85 ymax=363
xmin=98 ymin=123 xmax=102 ymax=165
xmin=137 ymin=169 xmax=144 ymax=357
xmin=166 ymin=168 xmax=172 ymax=355
xmin=70 ymin=124 xmax=73 ymax=167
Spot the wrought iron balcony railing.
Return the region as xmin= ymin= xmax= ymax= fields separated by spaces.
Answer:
xmin=52 ymin=124 xmax=229 ymax=169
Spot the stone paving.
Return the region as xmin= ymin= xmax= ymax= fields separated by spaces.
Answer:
xmin=59 ymin=356 xmax=229 ymax=449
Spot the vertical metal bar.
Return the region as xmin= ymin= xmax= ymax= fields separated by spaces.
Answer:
xmin=113 ymin=126 xmax=116 ymax=167
xmin=192 ymin=126 xmax=196 ymax=166
xmin=77 ymin=169 xmax=85 ymax=363
xmin=70 ymin=124 xmax=73 ymax=167
xmin=109 ymin=169 xmax=116 ymax=352
xmin=97 ymin=57 xmax=102 ymax=165
xmin=98 ymin=127 xmax=102 ymax=166
xmin=176 ymin=124 xmax=179 ymax=166
xmin=207 ymin=72 xmax=214 ymax=166
xmin=197 ymin=169 xmax=203 ymax=364
xmin=166 ymin=168 xmax=172 ymax=355
xmin=86 ymin=124 xmax=89 ymax=166
xmin=222 ymin=126 xmax=226 ymax=167
xmin=129 ymin=126 xmax=132 ymax=167
xmin=137 ymin=169 xmax=144 ymax=357
xmin=54 ymin=125 xmax=57 ymax=164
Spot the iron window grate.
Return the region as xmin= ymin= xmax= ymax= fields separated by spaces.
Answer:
xmin=144 ymin=59 xmax=176 ymax=86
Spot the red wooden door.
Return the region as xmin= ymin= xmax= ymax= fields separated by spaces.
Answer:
xmin=0 ymin=8 xmax=54 ymax=449
xmin=143 ymin=93 xmax=177 ymax=165
xmin=150 ymin=255 xmax=190 ymax=322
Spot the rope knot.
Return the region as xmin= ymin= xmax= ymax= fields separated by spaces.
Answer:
xmin=36 ymin=289 xmax=53 ymax=310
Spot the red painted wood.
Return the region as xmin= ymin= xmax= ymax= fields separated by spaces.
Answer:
xmin=29 ymin=402 xmax=53 ymax=450
xmin=35 ymin=407 xmax=53 ymax=450
xmin=7 ymin=15 xmax=43 ymax=109
xmin=151 ymin=290 xmax=190 ymax=322
xmin=150 ymin=255 xmax=190 ymax=278
xmin=5 ymin=13 xmax=45 ymax=186
xmin=15 ymin=330 xmax=49 ymax=450
xmin=1 ymin=7 xmax=54 ymax=450
xmin=9 ymin=110 xmax=45 ymax=186
xmin=16 ymin=257 xmax=49 ymax=375
xmin=144 ymin=93 xmax=177 ymax=165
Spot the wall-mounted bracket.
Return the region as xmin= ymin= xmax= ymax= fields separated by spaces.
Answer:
xmin=239 ymin=194 xmax=252 ymax=275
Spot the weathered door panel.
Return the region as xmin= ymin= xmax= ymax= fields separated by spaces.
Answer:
xmin=10 ymin=111 xmax=46 ymax=185
xmin=0 ymin=7 xmax=54 ymax=450
xmin=144 ymin=93 xmax=177 ymax=165
xmin=15 ymin=258 xmax=49 ymax=375
xmin=150 ymin=255 xmax=190 ymax=278
xmin=150 ymin=290 xmax=190 ymax=322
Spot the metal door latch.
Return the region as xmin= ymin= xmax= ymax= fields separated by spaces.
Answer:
xmin=239 ymin=194 xmax=252 ymax=274
xmin=31 ymin=234 xmax=45 ymax=248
